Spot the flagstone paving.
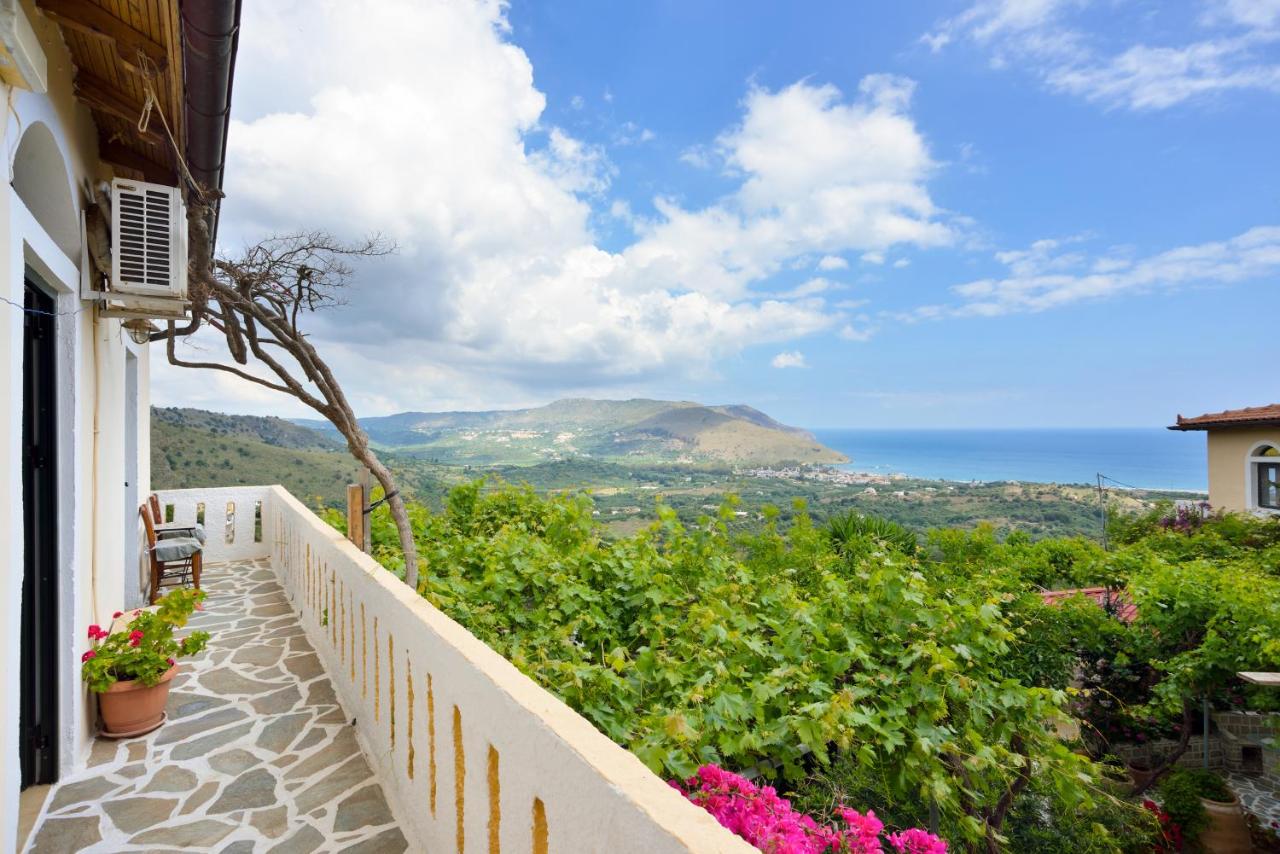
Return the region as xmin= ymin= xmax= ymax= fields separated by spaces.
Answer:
xmin=1228 ymin=771 xmax=1280 ymax=831
xmin=25 ymin=560 xmax=409 ymax=853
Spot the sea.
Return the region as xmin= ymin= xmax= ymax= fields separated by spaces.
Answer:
xmin=810 ymin=428 xmax=1207 ymax=492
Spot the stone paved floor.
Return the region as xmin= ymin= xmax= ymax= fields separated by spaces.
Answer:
xmin=1228 ymin=771 xmax=1280 ymax=830
xmin=25 ymin=560 xmax=409 ymax=853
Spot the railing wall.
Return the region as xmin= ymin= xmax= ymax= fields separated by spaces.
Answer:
xmin=155 ymin=486 xmax=272 ymax=564
xmin=263 ymin=485 xmax=751 ymax=854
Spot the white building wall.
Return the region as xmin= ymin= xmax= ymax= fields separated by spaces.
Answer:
xmin=0 ymin=4 xmax=155 ymax=846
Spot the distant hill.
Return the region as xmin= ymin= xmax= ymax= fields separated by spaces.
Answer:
xmin=150 ymin=414 xmax=359 ymax=505
xmin=296 ymin=398 xmax=846 ymax=466
xmin=150 ymin=408 xmax=448 ymax=505
xmin=153 ymin=407 xmax=342 ymax=451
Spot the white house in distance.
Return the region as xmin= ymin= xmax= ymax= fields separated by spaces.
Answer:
xmin=0 ymin=0 xmax=238 ymax=845
xmin=1170 ymin=404 xmax=1280 ymax=514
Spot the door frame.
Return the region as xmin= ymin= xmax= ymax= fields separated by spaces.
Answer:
xmin=20 ymin=274 xmax=59 ymax=788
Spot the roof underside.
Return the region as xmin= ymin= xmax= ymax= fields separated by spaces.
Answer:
xmin=38 ymin=0 xmax=186 ymax=184
xmin=1170 ymin=404 xmax=1280 ymax=431
xmin=35 ymin=0 xmax=239 ymax=209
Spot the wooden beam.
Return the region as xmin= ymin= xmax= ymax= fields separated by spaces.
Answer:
xmin=99 ymin=140 xmax=174 ymax=185
xmin=37 ymin=0 xmax=167 ymax=73
xmin=76 ymin=73 xmax=164 ymax=145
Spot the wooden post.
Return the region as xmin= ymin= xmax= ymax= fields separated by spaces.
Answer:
xmin=347 ymin=483 xmax=365 ymax=551
xmin=359 ymin=467 xmax=372 ymax=553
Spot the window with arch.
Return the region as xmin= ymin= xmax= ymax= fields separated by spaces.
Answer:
xmin=1250 ymin=444 xmax=1280 ymax=510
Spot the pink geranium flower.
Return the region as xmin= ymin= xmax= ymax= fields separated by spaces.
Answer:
xmin=81 ymin=650 xmax=96 ymax=662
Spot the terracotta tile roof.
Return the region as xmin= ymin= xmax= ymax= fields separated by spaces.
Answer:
xmin=1169 ymin=404 xmax=1280 ymax=431
xmin=1040 ymin=586 xmax=1138 ymax=623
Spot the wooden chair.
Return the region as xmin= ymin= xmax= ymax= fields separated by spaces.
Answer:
xmin=148 ymin=493 xmax=206 ymax=543
xmin=140 ymin=504 xmax=202 ymax=604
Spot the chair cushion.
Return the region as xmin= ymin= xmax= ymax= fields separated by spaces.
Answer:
xmin=157 ymin=523 xmax=206 ymax=544
xmin=154 ymin=536 xmax=202 ymax=562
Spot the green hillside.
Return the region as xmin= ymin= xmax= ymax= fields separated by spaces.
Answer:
xmin=153 ymin=407 xmax=343 ymax=451
xmin=297 ymin=398 xmax=846 ymax=466
xmin=150 ymin=409 xmax=452 ymax=506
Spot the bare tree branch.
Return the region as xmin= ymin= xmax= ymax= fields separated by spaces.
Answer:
xmin=156 ymin=212 xmax=421 ymax=588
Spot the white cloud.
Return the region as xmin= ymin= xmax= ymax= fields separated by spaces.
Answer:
xmin=839 ymin=323 xmax=877 ymax=342
xmin=159 ymin=2 xmax=956 ymax=413
xmin=771 ymin=350 xmax=808 ymax=369
xmin=925 ymin=0 xmax=1280 ymax=110
xmin=569 ymin=94 xmax=585 ymax=110
xmin=945 ymin=225 xmax=1280 ymax=316
xmin=817 ymin=255 xmax=849 ymax=271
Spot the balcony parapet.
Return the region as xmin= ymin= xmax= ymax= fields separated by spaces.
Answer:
xmin=158 ymin=485 xmax=752 ymax=853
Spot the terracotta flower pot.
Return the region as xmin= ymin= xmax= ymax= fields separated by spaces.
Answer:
xmin=1125 ymin=760 xmax=1155 ymax=790
xmin=98 ymin=665 xmax=177 ymax=737
xmin=1199 ymin=793 xmax=1253 ymax=854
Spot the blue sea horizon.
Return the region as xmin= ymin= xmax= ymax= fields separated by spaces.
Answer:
xmin=809 ymin=427 xmax=1207 ymax=492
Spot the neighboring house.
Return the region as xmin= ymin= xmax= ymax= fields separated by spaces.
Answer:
xmin=1 ymin=0 xmax=238 ymax=845
xmin=1170 ymin=404 xmax=1280 ymax=514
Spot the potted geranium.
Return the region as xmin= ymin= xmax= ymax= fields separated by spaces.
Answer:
xmin=81 ymin=588 xmax=209 ymax=736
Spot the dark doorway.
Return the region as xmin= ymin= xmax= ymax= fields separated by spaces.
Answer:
xmin=21 ymin=276 xmax=58 ymax=788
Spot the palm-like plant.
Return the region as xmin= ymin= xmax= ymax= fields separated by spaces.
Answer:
xmin=826 ymin=511 xmax=918 ymax=556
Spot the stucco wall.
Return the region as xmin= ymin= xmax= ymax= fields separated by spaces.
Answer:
xmin=1 ymin=2 xmax=156 ymax=846
xmin=1206 ymin=427 xmax=1280 ymax=512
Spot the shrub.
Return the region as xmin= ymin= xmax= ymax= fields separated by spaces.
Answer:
xmin=1156 ymin=769 xmax=1232 ymax=843
xmin=404 ymin=483 xmax=1100 ymax=849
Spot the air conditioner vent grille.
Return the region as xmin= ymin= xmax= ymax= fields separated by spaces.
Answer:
xmin=115 ymin=186 xmax=174 ymax=289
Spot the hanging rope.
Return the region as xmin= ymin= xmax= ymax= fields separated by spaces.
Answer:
xmin=134 ymin=52 xmax=207 ymax=200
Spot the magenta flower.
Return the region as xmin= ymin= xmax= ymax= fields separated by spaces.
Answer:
xmin=672 ymin=764 xmax=944 ymax=854
xmin=887 ymin=828 xmax=948 ymax=854
xmin=81 ymin=650 xmax=96 ymax=663
xmin=87 ymin=624 xmax=107 ymax=641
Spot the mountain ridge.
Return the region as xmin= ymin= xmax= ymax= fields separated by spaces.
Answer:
xmin=296 ymin=398 xmax=845 ymax=465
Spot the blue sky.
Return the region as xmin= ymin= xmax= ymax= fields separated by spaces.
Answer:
xmin=155 ymin=0 xmax=1280 ymax=428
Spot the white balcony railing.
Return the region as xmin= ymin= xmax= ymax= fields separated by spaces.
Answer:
xmin=159 ymin=485 xmax=751 ymax=854
xmin=153 ymin=485 xmax=273 ymax=564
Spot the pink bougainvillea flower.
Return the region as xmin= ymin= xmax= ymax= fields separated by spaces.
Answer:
xmin=673 ymin=764 xmax=946 ymax=854
xmin=81 ymin=650 xmax=96 ymax=662
xmin=887 ymin=828 xmax=948 ymax=854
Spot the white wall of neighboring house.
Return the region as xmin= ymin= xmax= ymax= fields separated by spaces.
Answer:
xmin=0 ymin=4 xmax=152 ymax=845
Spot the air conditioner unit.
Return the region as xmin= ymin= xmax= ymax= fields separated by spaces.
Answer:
xmin=110 ymin=177 xmax=187 ymax=300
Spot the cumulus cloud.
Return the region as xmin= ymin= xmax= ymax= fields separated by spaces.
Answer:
xmin=771 ymin=350 xmax=808 ymax=369
xmin=924 ymin=0 xmax=1280 ymax=109
xmin=158 ymin=1 xmax=957 ymax=413
xmin=817 ymin=255 xmax=849 ymax=271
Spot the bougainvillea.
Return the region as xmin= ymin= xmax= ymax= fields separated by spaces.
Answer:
xmin=672 ymin=764 xmax=946 ymax=853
